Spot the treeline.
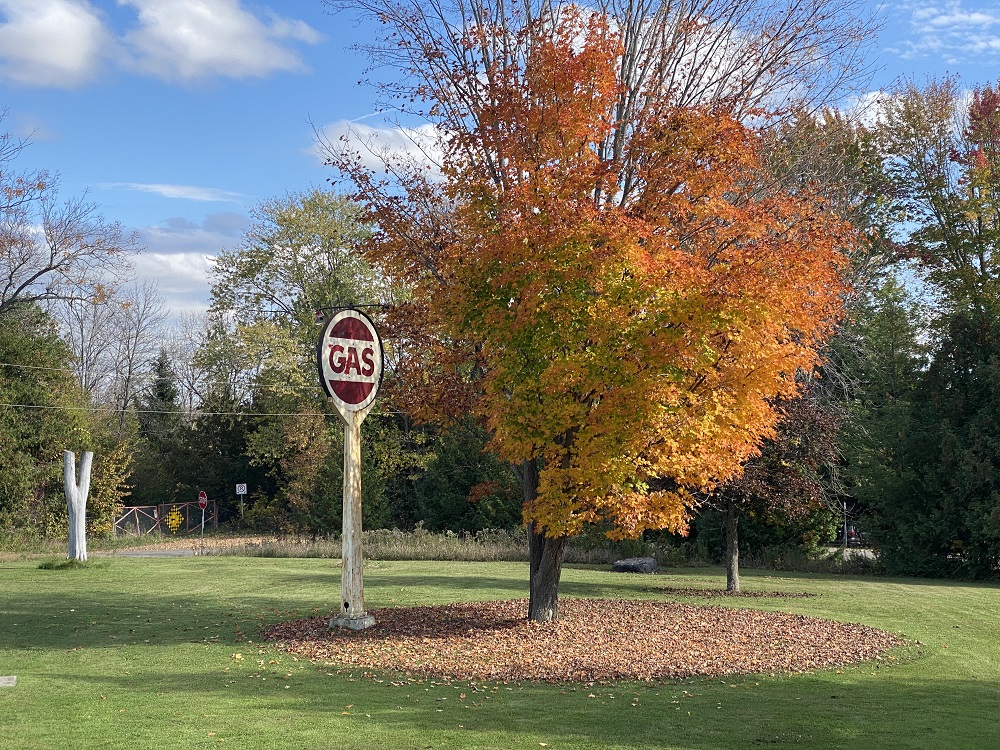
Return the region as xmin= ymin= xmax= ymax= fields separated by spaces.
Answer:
xmin=4 ymin=76 xmax=1000 ymax=581
xmin=0 ymin=167 xmax=523 ymax=541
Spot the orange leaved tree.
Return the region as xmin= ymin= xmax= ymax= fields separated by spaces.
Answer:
xmin=326 ymin=9 xmax=858 ymax=622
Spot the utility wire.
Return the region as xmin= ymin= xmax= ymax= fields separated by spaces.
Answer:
xmin=0 ymin=361 xmax=331 ymax=390
xmin=0 ymin=402 xmax=405 ymax=418
xmin=0 ymin=361 xmax=78 ymax=374
xmin=0 ymin=402 xmax=330 ymax=417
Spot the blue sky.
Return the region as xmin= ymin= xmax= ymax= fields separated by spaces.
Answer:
xmin=2 ymin=0 xmax=1000 ymax=318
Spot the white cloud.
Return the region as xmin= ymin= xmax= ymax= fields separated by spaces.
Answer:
xmin=0 ymin=0 xmax=112 ymax=87
xmin=912 ymin=3 xmax=999 ymax=28
xmin=900 ymin=1 xmax=1000 ymax=63
xmin=838 ymin=90 xmax=890 ymax=128
xmin=133 ymin=250 xmax=213 ymax=289
xmin=0 ymin=0 xmax=323 ymax=88
xmin=131 ymin=211 xmax=250 ymax=315
xmin=313 ymin=119 xmax=444 ymax=174
xmin=104 ymin=181 xmax=250 ymax=203
xmin=129 ymin=250 xmax=213 ymax=316
xmin=120 ymin=0 xmax=324 ymax=82
xmin=140 ymin=212 xmax=249 ymax=250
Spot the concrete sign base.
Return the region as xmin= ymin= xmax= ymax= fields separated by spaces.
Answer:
xmin=329 ymin=614 xmax=376 ymax=631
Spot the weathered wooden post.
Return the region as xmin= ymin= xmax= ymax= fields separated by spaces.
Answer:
xmin=316 ymin=308 xmax=383 ymax=630
xmin=64 ymin=450 xmax=93 ymax=562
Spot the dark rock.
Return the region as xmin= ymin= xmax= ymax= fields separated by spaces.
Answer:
xmin=611 ymin=556 xmax=659 ymax=574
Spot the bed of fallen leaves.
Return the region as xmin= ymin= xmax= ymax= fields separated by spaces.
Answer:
xmin=648 ymin=587 xmax=816 ymax=599
xmin=264 ymin=598 xmax=903 ymax=684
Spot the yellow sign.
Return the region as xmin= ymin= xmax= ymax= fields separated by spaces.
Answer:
xmin=164 ymin=507 xmax=184 ymax=534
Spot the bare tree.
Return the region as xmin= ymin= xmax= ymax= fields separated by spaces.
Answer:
xmin=58 ymin=293 xmax=119 ymax=398
xmin=166 ymin=311 xmax=212 ymax=416
xmin=0 ymin=118 xmax=141 ymax=317
xmin=56 ymin=281 xmax=168 ymax=428
xmin=322 ymin=0 xmax=879 ymax=207
xmin=0 ymin=115 xmax=47 ymax=215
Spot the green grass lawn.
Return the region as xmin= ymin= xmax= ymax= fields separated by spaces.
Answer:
xmin=1 ymin=557 xmax=998 ymax=749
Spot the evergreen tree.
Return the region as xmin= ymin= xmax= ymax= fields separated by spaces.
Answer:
xmin=410 ymin=422 xmax=522 ymax=533
xmin=839 ymin=275 xmax=927 ymax=534
xmin=129 ymin=349 xmax=186 ymax=506
xmin=862 ymin=78 xmax=1000 ymax=576
xmin=878 ymin=308 xmax=1000 ymax=577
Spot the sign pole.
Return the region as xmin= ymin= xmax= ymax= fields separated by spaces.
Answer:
xmin=317 ymin=308 xmax=383 ymax=631
xmin=197 ymin=490 xmax=208 ymax=556
xmin=236 ymin=483 xmax=247 ymax=519
xmin=337 ymin=407 xmax=373 ymax=628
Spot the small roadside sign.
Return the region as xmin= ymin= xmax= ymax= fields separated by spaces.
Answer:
xmin=198 ymin=490 xmax=208 ymax=510
xmin=236 ymin=483 xmax=247 ymax=519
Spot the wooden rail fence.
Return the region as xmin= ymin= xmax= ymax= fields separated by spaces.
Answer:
xmin=113 ymin=501 xmax=218 ymax=536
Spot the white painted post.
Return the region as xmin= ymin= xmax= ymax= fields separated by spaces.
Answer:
xmin=64 ymin=450 xmax=93 ymax=562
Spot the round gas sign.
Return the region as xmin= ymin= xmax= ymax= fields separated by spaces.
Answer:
xmin=317 ymin=309 xmax=384 ymax=412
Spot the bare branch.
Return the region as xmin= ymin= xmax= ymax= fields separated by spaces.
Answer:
xmin=0 ymin=116 xmax=141 ymax=318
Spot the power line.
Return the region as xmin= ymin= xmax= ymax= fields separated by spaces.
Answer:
xmin=0 ymin=361 xmax=334 ymax=390
xmin=0 ymin=361 xmax=78 ymax=374
xmin=0 ymin=402 xmax=330 ymax=418
xmin=0 ymin=402 xmax=405 ymax=418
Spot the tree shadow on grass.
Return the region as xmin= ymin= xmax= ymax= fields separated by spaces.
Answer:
xmin=0 ymin=589 xmax=314 ymax=652
xmin=40 ymin=667 xmax=1000 ymax=750
xmin=1 ymin=569 xmax=654 ymax=653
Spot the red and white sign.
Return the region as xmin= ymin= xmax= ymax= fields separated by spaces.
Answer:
xmin=198 ymin=490 xmax=208 ymax=510
xmin=317 ymin=309 xmax=383 ymax=412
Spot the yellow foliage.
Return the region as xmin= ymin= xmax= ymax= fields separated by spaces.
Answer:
xmin=344 ymin=9 xmax=858 ymax=539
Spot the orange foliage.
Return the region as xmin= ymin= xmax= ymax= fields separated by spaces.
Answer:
xmin=344 ymin=10 xmax=858 ymax=539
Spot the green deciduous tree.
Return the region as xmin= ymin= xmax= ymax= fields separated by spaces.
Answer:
xmin=0 ymin=306 xmax=88 ymax=533
xmin=0 ymin=305 xmax=127 ymax=538
xmin=211 ymin=189 xmax=380 ymax=329
xmin=878 ymin=77 xmax=1000 ymax=307
xmin=198 ymin=188 xmax=432 ymax=533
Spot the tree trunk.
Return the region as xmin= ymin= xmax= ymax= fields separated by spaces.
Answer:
xmin=64 ymin=450 xmax=93 ymax=562
xmin=521 ymin=459 xmax=567 ymax=623
xmin=528 ymin=521 xmax=566 ymax=623
xmin=725 ymin=495 xmax=740 ymax=592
